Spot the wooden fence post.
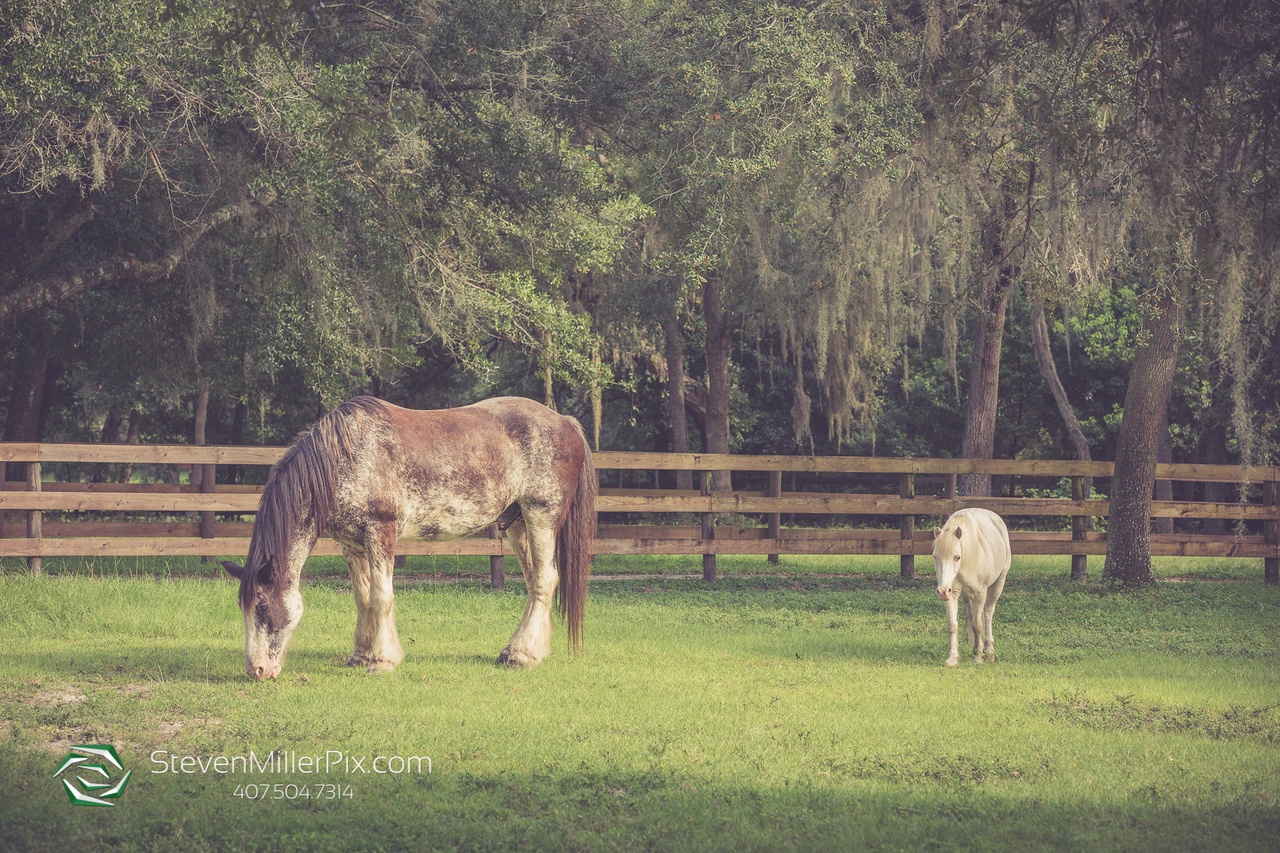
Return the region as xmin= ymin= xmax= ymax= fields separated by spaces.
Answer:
xmin=26 ymin=460 xmax=41 ymax=576
xmin=489 ymin=523 xmax=506 ymax=590
xmin=199 ymin=462 xmax=216 ymax=563
xmin=701 ymin=471 xmax=716 ymax=583
xmin=1071 ymin=475 xmax=1088 ymax=582
xmin=899 ymin=472 xmax=915 ymax=579
xmin=1265 ymin=477 xmax=1278 ymax=586
xmin=768 ymin=469 xmax=782 ymax=565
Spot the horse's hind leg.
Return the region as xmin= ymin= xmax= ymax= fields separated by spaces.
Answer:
xmin=982 ymin=572 xmax=1007 ymax=663
xmin=965 ymin=590 xmax=987 ymax=663
xmin=498 ymin=518 xmax=558 ymax=667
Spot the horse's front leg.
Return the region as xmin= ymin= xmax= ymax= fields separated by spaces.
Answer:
xmin=361 ymin=524 xmax=405 ymax=674
xmin=944 ymin=594 xmax=960 ymax=667
xmin=343 ymin=547 xmax=374 ymax=668
xmin=498 ymin=519 xmax=558 ymax=667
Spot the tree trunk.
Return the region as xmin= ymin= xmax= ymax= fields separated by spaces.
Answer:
xmin=3 ymin=312 xmax=52 ymax=451
xmin=1031 ymin=299 xmax=1091 ymax=465
xmin=1153 ymin=407 xmax=1174 ymax=535
xmin=0 ymin=313 xmax=51 ymax=536
xmin=116 ymin=409 xmax=142 ymax=483
xmin=191 ymin=378 xmax=210 ymax=487
xmin=228 ymin=397 xmax=248 ymax=484
xmin=702 ymin=274 xmax=733 ymax=492
xmin=1104 ymin=287 xmax=1185 ymax=587
xmin=663 ymin=315 xmax=694 ymax=491
xmin=1031 ymin=298 xmax=1094 ymax=526
xmin=1201 ymin=418 xmax=1228 ymax=535
xmin=958 ymin=266 xmax=1015 ymax=497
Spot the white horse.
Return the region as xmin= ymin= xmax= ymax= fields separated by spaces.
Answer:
xmin=931 ymin=508 xmax=1011 ymax=666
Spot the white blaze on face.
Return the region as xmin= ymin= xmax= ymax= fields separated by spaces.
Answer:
xmin=932 ymin=525 xmax=964 ymax=600
xmin=243 ymin=585 xmax=304 ymax=681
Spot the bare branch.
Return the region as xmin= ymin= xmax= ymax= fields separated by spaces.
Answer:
xmin=0 ymin=189 xmax=277 ymax=324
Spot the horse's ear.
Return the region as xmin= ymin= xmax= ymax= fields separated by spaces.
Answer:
xmin=933 ymin=527 xmax=943 ymax=538
xmin=222 ymin=561 xmax=245 ymax=580
xmin=954 ymin=526 xmax=963 ymax=539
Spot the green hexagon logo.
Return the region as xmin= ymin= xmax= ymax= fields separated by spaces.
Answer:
xmin=52 ymin=744 xmax=132 ymax=807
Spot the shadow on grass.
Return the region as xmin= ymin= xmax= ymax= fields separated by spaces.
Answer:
xmin=1 ymin=750 xmax=1276 ymax=853
xmin=0 ymin=644 xmax=362 ymax=686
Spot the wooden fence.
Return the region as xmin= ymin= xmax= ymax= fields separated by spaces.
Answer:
xmin=1 ymin=443 xmax=1277 ymax=584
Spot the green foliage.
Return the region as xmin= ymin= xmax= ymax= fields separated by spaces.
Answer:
xmin=2 ymin=0 xmax=1278 ymax=480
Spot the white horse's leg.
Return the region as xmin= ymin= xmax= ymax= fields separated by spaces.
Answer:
xmin=498 ymin=518 xmax=558 ymax=667
xmin=982 ymin=572 xmax=1007 ymax=662
xmin=344 ymin=546 xmax=374 ymax=667
xmin=362 ymin=524 xmax=404 ymax=673
xmin=966 ymin=589 xmax=988 ymax=663
xmin=944 ymin=594 xmax=960 ymax=666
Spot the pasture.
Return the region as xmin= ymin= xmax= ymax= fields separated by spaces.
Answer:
xmin=1 ymin=555 xmax=1277 ymax=852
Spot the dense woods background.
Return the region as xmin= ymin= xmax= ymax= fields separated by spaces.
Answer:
xmin=2 ymin=0 xmax=1278 ymax=582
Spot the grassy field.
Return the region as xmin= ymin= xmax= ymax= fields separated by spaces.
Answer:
xmin=0 ymin=554 xmax=1277 ymax=851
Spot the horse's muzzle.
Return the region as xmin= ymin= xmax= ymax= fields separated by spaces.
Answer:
xmin=247 ymin=657 xmax=281 ymax=680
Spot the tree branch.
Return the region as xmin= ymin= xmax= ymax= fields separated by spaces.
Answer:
xmin=0 ymin=191 xmax=97 ymax=295
xmin=0 ymin=189 xmax=277 ymax=324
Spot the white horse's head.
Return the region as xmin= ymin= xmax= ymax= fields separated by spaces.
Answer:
xmin=931 ymin=524 xmax=964 ymax=601
xmin=223 ymin=558 xmax=303 ymax=680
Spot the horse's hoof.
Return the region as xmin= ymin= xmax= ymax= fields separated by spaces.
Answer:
xmin=346 ymin=655 xmax=367 ymax=668
xmin=985 ymin=653 xmax=997 ymax=663
xmin=496 ymin=647 xmax=538 ymax=668
xmin=365 ymin=659 xmax=396 ymax=674
xmin=945 ymin=658 xmax=959 ymax=667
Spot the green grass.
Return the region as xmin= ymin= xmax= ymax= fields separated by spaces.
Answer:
xmin=8 ymin=550 xmax=1271 ymax=582
xmin=0 ymin=557 xmax=1277 ymax=851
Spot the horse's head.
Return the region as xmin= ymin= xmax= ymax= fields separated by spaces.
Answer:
xmin=222 ymin=558 xmax=303 ymax=680
xmin=931 ymin=524 xmax=964 ymax=601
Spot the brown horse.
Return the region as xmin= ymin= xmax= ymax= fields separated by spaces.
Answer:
xmin=222 ymin=396 xmax=596 ymax=680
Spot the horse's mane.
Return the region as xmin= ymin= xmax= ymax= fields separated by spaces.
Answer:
xmin=240 ymin=396 xmax=387 ymax=607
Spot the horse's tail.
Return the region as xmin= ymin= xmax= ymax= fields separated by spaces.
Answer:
xmin=557 ymin=425 xmax=597 ymax=654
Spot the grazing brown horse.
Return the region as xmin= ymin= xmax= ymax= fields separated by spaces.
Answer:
xmin=222 ymin=396 xmax=596 ymax=680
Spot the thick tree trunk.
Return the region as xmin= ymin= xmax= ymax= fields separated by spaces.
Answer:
xmin=3 ymin=312 xmax=52 ymax=491
xmin=0 ymin=314 xmax=52 ymax=536
xmin=702 ymin=274 xmax=733 ymax=492
xmin=3 ymin=314 xmax=52 ymax=450
xmin=663 ymin=315 xmax=694 ymax=491
xmin=1104 ymin=288 xmax=1185 ymax=587
xmin=958 ymin=268 xmax=1015 ymax=497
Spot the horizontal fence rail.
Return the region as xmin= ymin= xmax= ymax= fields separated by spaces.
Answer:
xmin=1 ymin=443 xmax=1277 ymax=584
